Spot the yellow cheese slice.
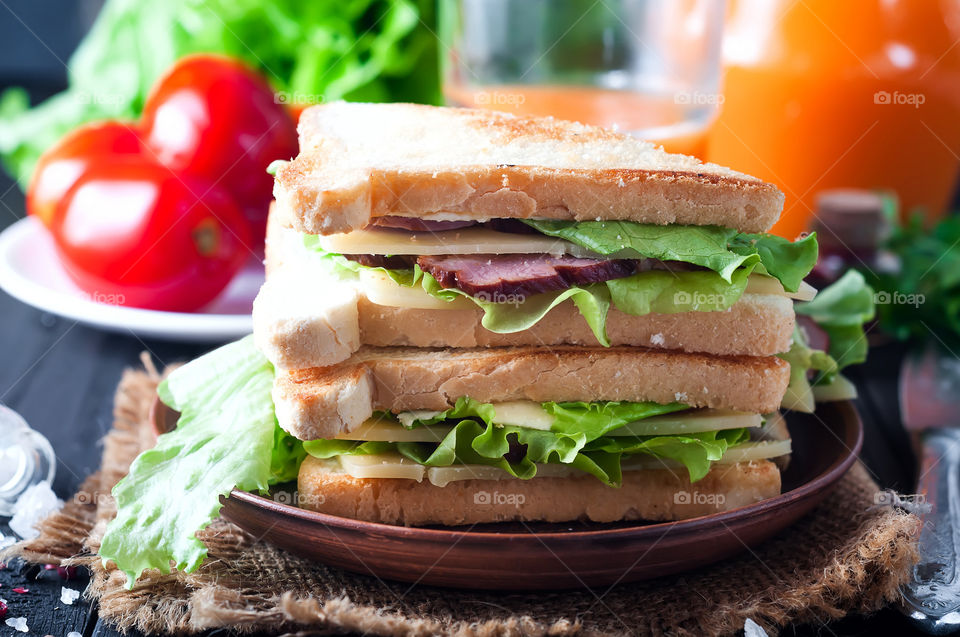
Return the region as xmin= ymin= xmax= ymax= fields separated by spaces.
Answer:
xmin=359 ymin=269 xmax=473 ymax=310
xmin=316 ymin=226 xmax=603 ymax=258
xmin=811 ymin=373 xmax=857 ymax=402
xmin=781 ymin=374 xmax=816 ymax=414
xmin=745 ymin=276 xmax=817 ymax=301
xmin=427 ymin=463 xmax=575 ymax=488
xmin=338 ymin=452 xmax=425 ymax=481
xmin=612 ymin=409 xmax=761 ymax=436
xmin=492 ymin=401 xmax=554 ymax=430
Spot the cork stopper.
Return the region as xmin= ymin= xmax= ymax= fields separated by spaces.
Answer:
xmin=812 ymin=189 xmax=890 ymax=256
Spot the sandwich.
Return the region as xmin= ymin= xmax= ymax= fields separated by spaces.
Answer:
xmin=98 ymin=103 xmax=871 ymax=584
xmin=256 ymin=102 xmax=820 ymax=370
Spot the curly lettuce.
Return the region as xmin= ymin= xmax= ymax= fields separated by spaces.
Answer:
xmin=305 ymin=397 xmax=747 ymax=485
xmin=780 ymin=270 xmax=876 ymax=409
xmin=99 ymin=337 xmax=304 ymax=586
xmin=795 ymin=269 xmax=876 ymax=370
xmin=522 ymin=220 xmax=818 ymax=292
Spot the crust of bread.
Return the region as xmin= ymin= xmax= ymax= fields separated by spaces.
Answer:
xmin=273 ymin=345 xmax=790 ymax=440
xmin=297 ymin=456 xmax=782 ymax=525
xmin=273 ymin=103 xmax=784 ymax=236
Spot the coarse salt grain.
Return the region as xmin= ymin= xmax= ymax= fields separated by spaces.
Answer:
xmin=5 ymin=616 xmax=28 ymax=633
xmin=9 ymin=482 xmax=63 ymax=540
xmin=60 ymin=586 xmax=80 ymax=605
xmin=744 ymin=618 xmax=769 ymax=637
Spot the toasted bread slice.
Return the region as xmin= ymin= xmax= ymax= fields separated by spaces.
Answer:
xmin=297 ymin=456 xmax=781 ymax=525
xmin=255 ymin=278 xmax=795 ymax=371
xmin=273 ymin=102 xmax=784 ymax=236
xmin=272 ymin=345 xmax=790 ymax=440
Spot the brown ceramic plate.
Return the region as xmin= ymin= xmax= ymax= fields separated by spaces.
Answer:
xmin=151 ymin=399 xmax=862 ymax=590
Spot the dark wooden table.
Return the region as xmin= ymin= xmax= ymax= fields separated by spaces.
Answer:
xmin=0 ymin=173 xmax=928 ymax=636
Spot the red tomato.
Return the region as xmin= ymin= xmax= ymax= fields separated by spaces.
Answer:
xmin=140 ymin=54 xmax=298 ymax=245
xmin=50 ymin=156 xmax=251 ymax=312
xmin=27 ymin=121 xmax=142 ymax=227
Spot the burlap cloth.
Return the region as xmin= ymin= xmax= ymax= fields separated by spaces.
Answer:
xmin=2 ymin=362 xmax=921 ymax=636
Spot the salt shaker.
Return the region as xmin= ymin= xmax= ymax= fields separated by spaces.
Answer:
xmin=0 ymin=405 xmax=56 ymax=516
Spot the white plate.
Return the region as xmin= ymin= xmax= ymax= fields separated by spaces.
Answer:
xmin=0 ymin=217 xmax=259 ymax=342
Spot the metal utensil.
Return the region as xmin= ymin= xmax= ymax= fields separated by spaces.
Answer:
xmin=899 ymin=347 xmax=960 ymax=634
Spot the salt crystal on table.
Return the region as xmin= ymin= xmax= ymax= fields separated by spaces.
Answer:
xmin=9 ymin=482 xmax=63 ymax=540
xmin=744 ymin=618 xmax=769 ymax=637
xmin=5 ymin=616 xmax=28 ymax=632
xmin=68 ymin=633 xmax=82 ymax=637
xmin=60 ymin=586 xmax=80 ymax=605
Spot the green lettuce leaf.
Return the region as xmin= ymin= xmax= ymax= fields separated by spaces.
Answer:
xmin=607 ymin=267 xmax=751 ymax=315
xmin=521 ymin=220 xmax=755 ymax=281
xmin=522 ymin=220 xmax=818 ymax=292
xmin=781 ymin=324 xmax=840 ymax=388
xmin=727 ymin=232 xmax=819 ymax=293
xmin=305 ymin=397 xmax=741 ymax=485
xmin=583 ymin=428 xmax=749 ymax=482
xmin=796 ymin=270 xmax=876 ymax=370
xmin=99 ymin=336 xmax=300 ymax=586
xmin=542 ymin=400 xmax=688 ymax=438
xmin=780 ymin=271 xmax=876 ymax=405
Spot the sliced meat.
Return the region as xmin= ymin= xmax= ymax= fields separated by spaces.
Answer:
xmin=417 ymin=254 xmax=638 ymax=299
xmin=343 ymin=254 xmax=417 ymax=269
xmin=371 ymin=217 xmax=478 ymax=231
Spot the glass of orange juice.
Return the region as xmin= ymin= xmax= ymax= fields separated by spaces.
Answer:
xmin=707 ymin=0 xmax=960 ymax=238
xmin=439 ymin=0 xmax=726 ymax=158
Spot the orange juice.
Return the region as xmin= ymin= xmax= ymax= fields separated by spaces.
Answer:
xmin=707 ymin=0 xmax=960 ymax=238
xmin=445 ymin=85 xmax=711 ymax=158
